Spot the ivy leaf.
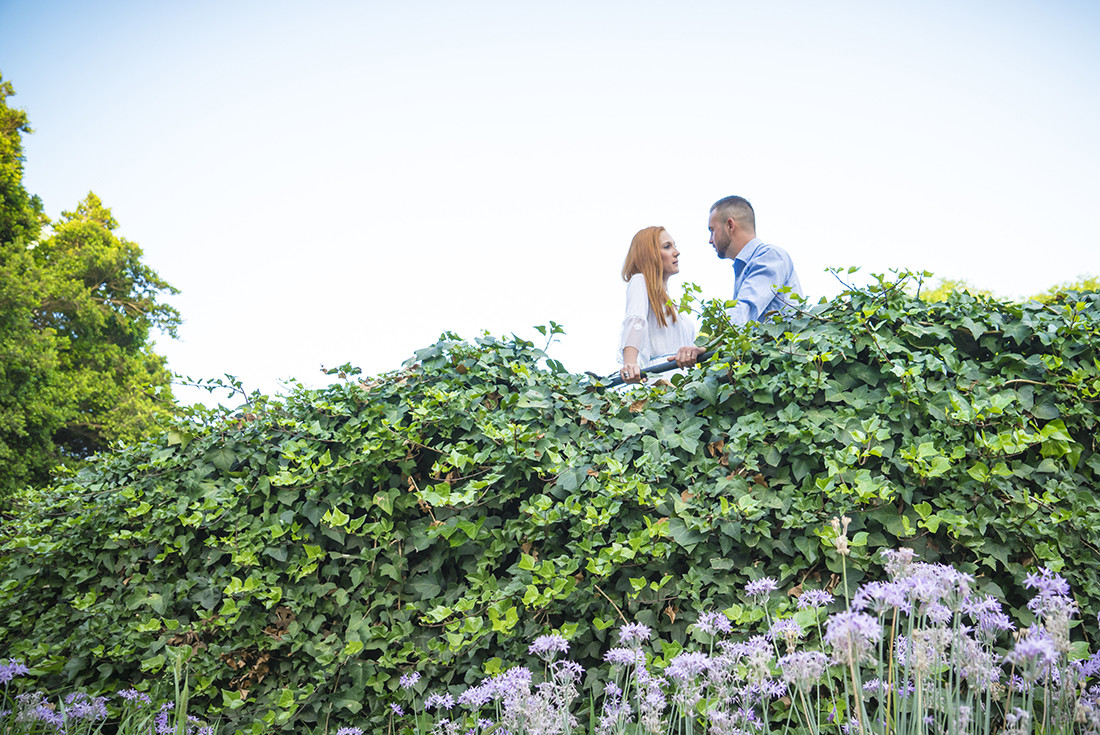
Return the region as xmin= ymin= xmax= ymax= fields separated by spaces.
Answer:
xmin=207 ymin=448 xmax=236 ymax=472
xmin=1031 ymin=400 xmax=1061 ymax=420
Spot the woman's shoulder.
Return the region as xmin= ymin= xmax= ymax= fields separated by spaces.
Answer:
xmin=626 ymin=272 xmax=648 ymax=287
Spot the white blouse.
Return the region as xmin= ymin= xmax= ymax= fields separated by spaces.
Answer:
xmin=618 ymin=273 xmax=697 ymax=368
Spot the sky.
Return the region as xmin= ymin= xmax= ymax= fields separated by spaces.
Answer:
xmin=2 ymin=0 xmax=1098 ymax=404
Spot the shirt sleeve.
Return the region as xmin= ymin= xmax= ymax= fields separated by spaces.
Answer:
xmin=618 ymin=274 xmax=649 ymax=363
xmin=728 ymin=248 xmax=795 ymax=326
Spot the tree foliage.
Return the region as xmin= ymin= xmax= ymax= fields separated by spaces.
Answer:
xmin=0 ymin=74 xmax=180 ymax=495
xmin=1031 ymin=275 xmax=1100 ymax=305
xmin=918 ymin=273 xmax=1099 ymax=305
xmin=0 ymin=274 xmax=1097 ymax=733
xmin=916 ymin=277 xmax=992 ymax=303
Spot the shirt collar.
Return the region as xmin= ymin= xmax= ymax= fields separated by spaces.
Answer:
xmin=734 ymin=237 xmax=762 ymax=267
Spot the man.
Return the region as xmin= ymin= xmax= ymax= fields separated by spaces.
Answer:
xmin=708 ymin=196 xmax=803 ymax=325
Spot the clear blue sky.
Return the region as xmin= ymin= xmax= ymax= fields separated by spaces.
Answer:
xmin=2 ymin=0 xmax=1098 ymax=402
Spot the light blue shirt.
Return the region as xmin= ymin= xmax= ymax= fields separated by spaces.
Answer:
xmin=730 ymin=237 xmax=803 ymax=326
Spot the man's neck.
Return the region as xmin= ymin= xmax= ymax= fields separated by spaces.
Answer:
xmin=729 ymin=234 xmax=758 ymax=260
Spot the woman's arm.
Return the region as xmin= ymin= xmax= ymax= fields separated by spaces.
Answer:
xmin=618 ymin=274 xmax=649 ymax=382
xmin=621 ymin=346 xmax=642 ymax=383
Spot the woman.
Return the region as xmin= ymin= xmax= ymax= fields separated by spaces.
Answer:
xmin=618 ymin=226 xmax=705 ymax=383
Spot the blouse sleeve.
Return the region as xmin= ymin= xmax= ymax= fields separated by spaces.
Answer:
xmin=618 ymin=274 xmax=649 ymax=363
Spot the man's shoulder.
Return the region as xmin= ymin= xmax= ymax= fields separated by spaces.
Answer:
xmin=756 ymin=240 xmax=791 ymax=255
xmin=748 ymin=240 xmax=795 ymax=265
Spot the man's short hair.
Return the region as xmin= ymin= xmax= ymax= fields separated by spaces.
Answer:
xmin=711 ymin=196 xmax=756 ymax=233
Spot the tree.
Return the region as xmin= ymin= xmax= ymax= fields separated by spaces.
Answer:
xmin=0 ymin=77 xmax=44 ymax=246
xmin=32 ymin=193 xmax=181 ymax=457
xmin=917 ymin=277 xmax=992 ymax=302
xmin=917 ymin=274 xmax=1098 ymax=304
xmin=1030 ymin=275 xmax=1100 ymax=304
xmin=0 ymin=74 xmax=180 ymax=495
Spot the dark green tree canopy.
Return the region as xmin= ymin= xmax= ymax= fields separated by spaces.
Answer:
xmin=0 ymin=74 xmax=180 ymax=494
xmin=0 ymin=75 xmax=44 ymax=246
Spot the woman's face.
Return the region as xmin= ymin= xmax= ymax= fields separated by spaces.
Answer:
xmin=659 ymin=231 xmax=680 ymax=277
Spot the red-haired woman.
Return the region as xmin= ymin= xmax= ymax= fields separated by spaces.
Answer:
xmin=618 ymin=227 xmax=705 ymax=384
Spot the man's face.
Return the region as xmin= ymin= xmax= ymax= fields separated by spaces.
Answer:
xmin=708 ymin=208 xmax=733 ymax=259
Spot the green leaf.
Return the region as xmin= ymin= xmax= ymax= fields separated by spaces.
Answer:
xmin=208 ymin=447 xmax=236 ymax=472
xmin=1031 ymin=400 xmax=1061 ymax=420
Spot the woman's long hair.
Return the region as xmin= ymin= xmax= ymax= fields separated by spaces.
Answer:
xmin=622 ymin=226 xmax=678 ymax=328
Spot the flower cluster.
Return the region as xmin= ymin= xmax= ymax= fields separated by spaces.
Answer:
xmin=0 ymin=659 xmax=29 ymax=685
xmin=377 ymin=555 xmax=1100 ymax=735
xmin=0 ymin=661 xmax=214 ymax=735
xmin=528 ymin=633 xmax=570 ymax=661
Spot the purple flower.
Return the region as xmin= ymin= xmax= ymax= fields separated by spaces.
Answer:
xmin=1005 ymin=707 xmax=1031 ymax=730
xmin=778 ymin=650 xmax=828 ymax=690
xmin=957 ymin=647 xmax=1001 ymax=690
xmin=1009 ymin=674 xmax=1033 ymax=693
xmin=694 ymin=610 xmax=732 ymax=636
xmin=796 ymin=589 xmax=835 ymax=610
xmin=483 ymin=666 xmax=532 ymax=702
xmin=744 ymin=679 xmax=787 ymax=703
xmin=424 ymin=693 xmax=455 ymax=711
xmin=390 ymin=703 xmax=405 ymax=716
xmin=0 ymin=659 xmax=30 ymax=685
xmin=769 ymin=618 xmax=805 ymax=646
xmin=906 ymin=563 xmax=974 ymax=610
xmin=825 ymin=611 xmax=882 ymax=665
xmin=1077 ymin=652 xmax=1100 ymax=679
xmin=862 ymin=677 xmax=887 ymax=694
xmin=965 ymin=595 xmax=1016 ymax=641
xmin=154 ymin=709 xmax=173 ymax=735
xmin=880 ymin=548 xmax=918 ymax=578
xmin=925 ymin=602 xmax=952 ymax=625
xmin=458 ymin=683 xmax=493 ymax=710
xmin=552 ymin=659 xmax=585 ymax=683
xmin=635 ymin=672 xmax=667 ymax=732
xmin=1024 ymin=567 xmax=1071 ymax=598
xmin=15 ymin=692 xmax=64 ymax=729
xmin=664 ymin=652 xmax=710 ymax=683
xmin=598 ymin=680 xmax=631 ymax=733
xmin=617 ymin=622 xmax=652 ymax=647
xmin=1028 ymin=589 xmax=1078 ymax=621
xmin=528 ymin=634 xmax=569 ymax=660
xmin=604 ymin=647 xmax=644 ymax=667
xmin=118 ymin=688 xmax=153 ymax=705
xmin=336 ymin=728 xmax=364 ymax=735
xmin=745 ymin=577 xmax=779 ymax=603
xmin=851 ymin=581 xmax=910 ymax=614
xmin=63 ymin=691 xmax=109 ymax=721
xmin=1005 ymin=634 xmax=1059 ymax=674
xmin=399 ymin=671 xmax=421 ymax=689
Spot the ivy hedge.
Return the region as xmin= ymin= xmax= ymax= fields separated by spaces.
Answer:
xmin=1 ymin=274 xmax=1098 ymax=733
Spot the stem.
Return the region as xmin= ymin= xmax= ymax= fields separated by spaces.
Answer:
xmin=847 ymin=655 xmax=868 ymax=735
